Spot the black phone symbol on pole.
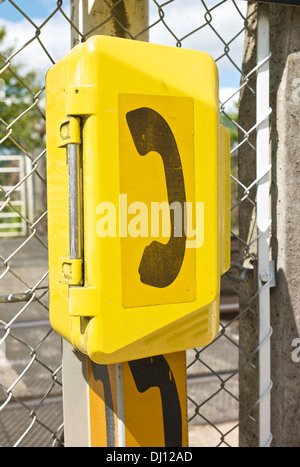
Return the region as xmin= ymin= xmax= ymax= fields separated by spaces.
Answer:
xmin=126 ymin=107 xmax=187 ymax=289
xmin=128 ymin=355 xmax=183 ymax=447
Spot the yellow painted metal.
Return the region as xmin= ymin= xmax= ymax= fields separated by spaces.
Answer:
xmin=59 ymin=256 xmax=83 ymax=286
xmin=88 ymin=352 xmax=188 ymax=447
xmin=46 ymin=35 xmax=230 ymax=364
xmin=123 ymin=352 xmax=188 ymax=448
xmin=119 ymin=94 xmax=196 ymax=308
xmin=219 ymin=125 xmax=231 ymax=276
xmin=57 ymin=117 xmax=81 ymax=148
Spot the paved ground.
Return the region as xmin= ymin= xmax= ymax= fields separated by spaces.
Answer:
xmin=0 ymin=236 xmax=63 ymax=447
xmin=189 ymin=422 xmax=238 ymax=448
xmin=0 ymin=237 xmax=240 ymax=447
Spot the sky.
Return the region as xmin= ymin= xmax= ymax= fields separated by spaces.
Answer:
xmin=0 ymin=0 xmax=248 ymax=110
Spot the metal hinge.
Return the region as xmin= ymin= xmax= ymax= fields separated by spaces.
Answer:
xmin=57 ymin=117 xmax=81 ymax=148
xmin=59 ymin=256 xmax=83 ymax=286
xmin=57 ymin=116 xmax=83 ymax=286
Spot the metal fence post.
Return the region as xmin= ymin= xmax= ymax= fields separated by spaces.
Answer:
xmin=256 ymin=3 xmax=272 ymax=448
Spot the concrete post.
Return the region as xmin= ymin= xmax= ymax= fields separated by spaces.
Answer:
xmin=70 ymin=0 xmax=149 ymax=47
xmin=239 ymin=2 xmax=300 ymax=447
xmin=238 ymin=2 xmax=259 ymax=447
xmin=269 ymin=4 xmax=300 ymax=448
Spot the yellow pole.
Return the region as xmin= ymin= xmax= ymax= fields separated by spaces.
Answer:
xmin=61 ymin=0 xmax=188 ymax=448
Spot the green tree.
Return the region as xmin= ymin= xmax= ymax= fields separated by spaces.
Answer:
xmin=0 ymin=27 xmax=45 ymax=154
xmin=221 ymin=107 xmax=238 ymax=150
xmin=221 ymin=108 xmax=239 ymax=233
xmin=0 ymin=27 xmax=46 ymax=234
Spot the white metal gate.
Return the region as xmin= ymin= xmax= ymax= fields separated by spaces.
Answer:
xmin=0 ymin=155 xmax=27 ymax=237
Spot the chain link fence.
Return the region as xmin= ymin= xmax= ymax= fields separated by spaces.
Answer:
xmin=0 ymin=0 xmax=269 ymax=447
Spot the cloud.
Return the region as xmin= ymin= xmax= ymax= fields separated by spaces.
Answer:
xmin=0 ymin=0 xmax=247 ymax=89
xmin=0 ymin=14 xmax=70 ymax=79
xmin=219 ymin=87 xmax=240 ymax=113
xmin=39 ymin=0 xmax=64 ymax=12
xmin=149 ymin=0 xmax=247 ymax=86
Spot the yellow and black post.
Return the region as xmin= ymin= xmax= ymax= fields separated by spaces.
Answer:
xmin=46 ymin=0 xmax=230 ymax=448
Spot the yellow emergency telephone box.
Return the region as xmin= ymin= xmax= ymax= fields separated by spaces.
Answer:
xmin=46 ymin=35 xmax=230 ymax=364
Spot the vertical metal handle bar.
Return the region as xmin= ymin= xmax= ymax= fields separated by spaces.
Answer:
xmin=68 ymin=143 xmax=82 ymax=260
xmin=256 ymin=4 xmax=272 ymax=448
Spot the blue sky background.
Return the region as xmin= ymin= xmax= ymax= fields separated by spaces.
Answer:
xmin=0 ymin=0 xmax=61 ymax=21
xmin=0 ymin=0 xmax=247 ymax=106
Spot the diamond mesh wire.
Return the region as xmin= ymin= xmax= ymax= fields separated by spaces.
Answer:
xmin=0 ymin=0 xmax=266 ymax=447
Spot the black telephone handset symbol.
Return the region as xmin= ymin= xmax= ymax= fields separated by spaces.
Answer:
xmin=126 ymin=108 xmax=187 ymax=288
xmin=128 ymin=356 xmax=183 ymax=447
